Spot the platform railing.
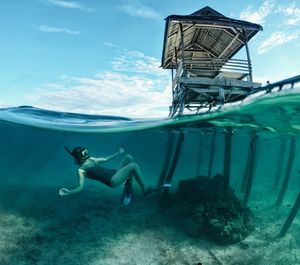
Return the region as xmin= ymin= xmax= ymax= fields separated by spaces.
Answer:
xmin=172 ymin=57 xmax=251 ymax=89
xmin=255 ymin=75 xmax=300 ymax=93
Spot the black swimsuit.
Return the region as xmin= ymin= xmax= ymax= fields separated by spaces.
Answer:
xmin=81 ymin=159 xmax=117 ymax=187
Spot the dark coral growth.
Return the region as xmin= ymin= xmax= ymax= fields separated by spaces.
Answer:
xmin=172 ymin=175 xmax=254 ymax=245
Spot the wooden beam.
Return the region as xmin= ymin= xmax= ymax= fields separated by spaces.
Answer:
xmin=275 ymin=138 xmax=296 ymax=207
xmin=273 ymin=138 xmax=286 ymax=190
xmin=178 ymin=76 xmax=260 ymax=88
xmin=190 ymin=87 xmax=249 ymax=95
xmin=157 ymin=133 xmax=175 ymax=187
xmin=223 ymin=130 xmax=232 ymax=188
xmin=218 ymin=33 xmax=240 ymax=58
xmin=196 ymin=134 xmax=203 ymax=176
xmin=278 ymin=192 xmax=300 ymax=237
xmin=243 ymin=30 xmax=253 ymax=82
xmin=208 ymin=130 xmax=216 ymax=178
xmin=243 ymin=134 xmax=258 ymax=205
xmin=173 ymin=19 xmax=262 ymax=31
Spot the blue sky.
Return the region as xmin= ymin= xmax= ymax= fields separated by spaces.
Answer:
xmin=1 ymin=0 xmax=299 ymax=117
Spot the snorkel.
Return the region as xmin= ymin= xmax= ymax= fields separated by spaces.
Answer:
xmin=64 ymin=146 xmax=89 ymax=165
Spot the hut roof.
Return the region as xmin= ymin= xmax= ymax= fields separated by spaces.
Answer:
xmin=161 ymin=6 xmax=263 ymax=69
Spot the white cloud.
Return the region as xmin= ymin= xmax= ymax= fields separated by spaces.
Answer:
xmin=40 ymin=25 xmax=80 ymax=35
xmin=112 ymin=50 xmax=166 ymax=77
xmin=39 ymin=0 xmax=94 ymax=12
xmin=239 ymin=0 xmax=275 ymax=24
xmin=257 ymin=31 xmax=299 ymax=54
xmin=277 ymin=2 xmax=300 ymax=26
xmin=119 ymin=1 xmax=161 ymax=19
xmin=27 ymin=49 xmax=171 ymax=118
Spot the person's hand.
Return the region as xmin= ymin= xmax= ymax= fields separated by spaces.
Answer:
xmin=59 ymin=188 xmax=70 ymax=196
xmin=119 ymin=147 xmax=125 ymax=154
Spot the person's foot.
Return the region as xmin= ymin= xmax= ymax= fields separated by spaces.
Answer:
xmin=143 ymin=184 xmax=172 ymax=196
xmin=121 ymin=178 xmax=134 ymax=205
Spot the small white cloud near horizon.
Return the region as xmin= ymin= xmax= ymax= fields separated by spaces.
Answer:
xmin=119 ymin=1 xmax=161 ymax=19
xmin=26 ymin=48 xmax=171 ymax=118
xmin=40 ymin=25 xmax=80 ymax=35
xmin=257 ymin=31 xmax=299 ymax=54
xmin=112 ymin=50 xmax=166 ymax=77
xmin=277 ymin=2 xmax=300 ymax=26
xmin=39 ymin=0 xmax=94 ymax=12
xmin=239 ymin=0 xmax=274 ymax=24
xmin=27 ymin=72 xmax=171 ymax=118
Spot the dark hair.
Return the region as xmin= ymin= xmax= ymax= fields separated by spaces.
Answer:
xmin=71 ymin=147 xmax=89 ymax=165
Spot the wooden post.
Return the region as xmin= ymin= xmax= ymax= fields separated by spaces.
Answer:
xmin=243 ymin=30 xmax=253 ymax=83
xmin=178 ymin=84 xmax=185 ymax=115
xmin=208 ymin=130 xmax=216 ymax=178
xmin=179 ymin=23 xmax=185 ymax=75
xmin=243 ymin=134 xmax=258 ymax=205
xmin=175 ymin=47 xmax=178 ymax=70
xmin=275 ymin=138 xmax=296 ymax=207
xmin=223 ymin=130 xmax=232 ymax=188
xmin=158 ymin=132 xmax=184 ymax=209
xmin=278 ymin=192 xmax=300 ymax=237
xmin=165 ymin=131 xmax=184 ymax=184
xmin=273 ymin=138 xmax=286 ymax=190
xmin=157 ymin=133 xmax=175 ymax=187
xmin=196 ymin=134 xmax=203 ymax=176
xmin=241 ymin=137 xmax=252 ymax=193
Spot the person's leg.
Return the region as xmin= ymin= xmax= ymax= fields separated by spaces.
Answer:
xmin=116 ymin=154 xmax=134 ymax=171
xmin=110 ymin=162 xmax=147 ymax=193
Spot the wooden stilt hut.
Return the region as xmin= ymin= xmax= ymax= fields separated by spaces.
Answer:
xmin=161 ymin=6 xmax=263 ymax=116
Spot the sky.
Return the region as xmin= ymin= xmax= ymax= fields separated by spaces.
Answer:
xmin=0 ymin=0 xmax=300 ymax=118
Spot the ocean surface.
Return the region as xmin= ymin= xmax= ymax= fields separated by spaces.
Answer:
xmin=0 ymin=85 xmax=300 ymax=265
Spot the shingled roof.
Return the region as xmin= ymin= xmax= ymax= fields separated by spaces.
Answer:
xmin=161 ymin=6 xmax=263 ymax=69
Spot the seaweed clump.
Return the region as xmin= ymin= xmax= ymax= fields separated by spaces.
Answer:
xmin=172 ymin=175 xmax=254 ymax=245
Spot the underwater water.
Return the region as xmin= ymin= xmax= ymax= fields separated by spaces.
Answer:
xmin=0 ymin=87 xmax=300 ymax=265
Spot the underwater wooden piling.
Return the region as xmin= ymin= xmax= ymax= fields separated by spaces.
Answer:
xmin=241 ymin=139 xmax=252 ymax=193
xmin=275 ymin=138 xmax=296 ymax=207
xmin=223 ymin=130 xmax=232 ymax=189
xmin=157 ymin=133 xmax=175 ymax=187
xmin=278 ymin=192 xmax=300 ymax=237
xmin=158 ymin=131 xmax=184 ymax=208
xmin=273 ymin=138 xmax=286 ymax=190
xmin=196 ymin=134 xmax=203 ymax=176
xmin=208 ymin=130 xmax=216 ymax=178
xmin=243 ymin=134 xmax=258 ymax=205
xmin=164 ymin=131 xmax=184 ymax=184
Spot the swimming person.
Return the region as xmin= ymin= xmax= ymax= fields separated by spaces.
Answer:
xmin=59 ymin=146 xmax=170 ymax=204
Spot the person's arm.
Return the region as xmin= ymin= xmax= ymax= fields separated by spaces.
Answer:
xmin=59 ymin=169 xmax=86 ymax=196
xmin=94 ymin=147 xmax=125 ymax=163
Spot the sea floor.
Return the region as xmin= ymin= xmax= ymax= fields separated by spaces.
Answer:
xmin=0 ymin=185 xmax=299 ymax=265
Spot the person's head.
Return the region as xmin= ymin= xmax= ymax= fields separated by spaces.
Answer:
xmin=71 ymin=147 xmax=89 ymax=165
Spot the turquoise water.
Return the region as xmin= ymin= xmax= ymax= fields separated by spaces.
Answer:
xmin=0 ymin=87 xmax=300 ymax=264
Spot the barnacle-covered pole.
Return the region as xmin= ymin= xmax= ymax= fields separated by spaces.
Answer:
xmin=196 ymin=133 xmax=203 ymax=176
xmin=223 ymin=129 xmax=232 ymax=188
xmin=157 ymin=133 xmax=175 ymax=187
xmin=243 ymin=133 xmax=258 ymax=205
xmin=208 ymin=130 xmax=216 ymax=178
xmin=273 ymin=138 xmax=286 ymax=190
xmin=278 ymin=192 xmax=300 ymax=237
xmin=275 ymin=138 xmax=296 ymax=207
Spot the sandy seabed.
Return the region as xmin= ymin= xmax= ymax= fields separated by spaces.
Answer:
xmin=0 ymin=185 xmax=299 ymax=265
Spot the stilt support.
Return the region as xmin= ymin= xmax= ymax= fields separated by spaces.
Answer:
xmin=208 ymin=130 xmax=216 ymax=178
xmin=243 ymin=134 xmax=258 ymax=205
xmin=275 ymin=138 xmax=296 ymax=207
xmin=196 ymin=134 xmax=203 ymax=177
xmin=278 ymin=192 xmax=300 ymax=237
xmin=157 ymin=133 xmax=175 ymax=186
xmin=223 ymin=130 xmax=232 ymax=189
xmin=273 ymin=138 xmax=286 ymax=190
